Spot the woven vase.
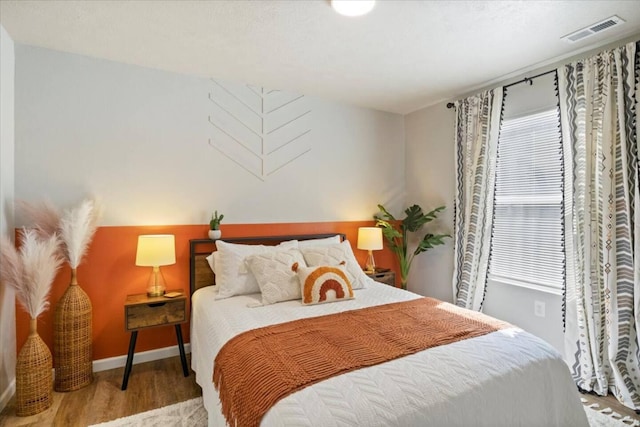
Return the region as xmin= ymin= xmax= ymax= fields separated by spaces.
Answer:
xmin=16 ymin=318 xmax=53 ymax=416
xmin=54 ymin=268 xmax=93 ymax=391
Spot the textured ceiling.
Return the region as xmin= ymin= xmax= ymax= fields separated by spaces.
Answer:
xmin=1 ymin=0 xmax=640 ymax=114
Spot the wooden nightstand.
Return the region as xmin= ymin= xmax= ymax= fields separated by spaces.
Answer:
xmin=121 ymin=291 xmax=189 ymax=390
xmin=365 ymin=268 xmax=396 ymax=287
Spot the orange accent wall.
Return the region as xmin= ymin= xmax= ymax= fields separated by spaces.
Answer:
xmin=15 ymin=221 xmax=398 ymax=361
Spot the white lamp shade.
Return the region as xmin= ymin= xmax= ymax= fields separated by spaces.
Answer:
xmin=357 ymin=227 xmax=383 ymax=250
xmin=135 ymin=235 xmax=176 ymax=267
xmin=331 ymin=0 xmax=375 ymax=17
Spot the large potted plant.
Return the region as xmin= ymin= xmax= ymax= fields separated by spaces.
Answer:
xmin=0 ymin=230 xmax=62 ymax=416
xmin=18 ymin=198 xmax=100 ymax=391
xmin=375 ymin=204 xmax=449 ymax=290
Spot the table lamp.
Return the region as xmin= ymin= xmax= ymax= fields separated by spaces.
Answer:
xmin=136 ymin=234 xmax=176 ymax=297
xmin=357 ymin=227 xmax=383 ymax=274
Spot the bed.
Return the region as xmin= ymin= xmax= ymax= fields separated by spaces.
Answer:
xmin=189 ymin=234 xmax=588 ymax=427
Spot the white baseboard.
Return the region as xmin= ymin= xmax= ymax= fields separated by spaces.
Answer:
xmin=93 ymin=344 xmax=191 ymax=373
xmin=0 ymin=378 xmax=16 ymax=413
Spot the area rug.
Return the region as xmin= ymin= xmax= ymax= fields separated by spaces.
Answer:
xmin=89 ymin=396 xmax=639 ymax=427
xmin=89 ymin=397 xmax=207 ymax=427
xmin=581 ymin=398 xmax=640 ymax=427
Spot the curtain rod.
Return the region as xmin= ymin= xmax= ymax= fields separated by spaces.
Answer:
xmin=446 ymin=69 xmax=557 ymax=109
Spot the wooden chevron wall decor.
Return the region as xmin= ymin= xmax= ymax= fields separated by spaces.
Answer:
xmin=207 ymin=79 xmax=312 ymax=180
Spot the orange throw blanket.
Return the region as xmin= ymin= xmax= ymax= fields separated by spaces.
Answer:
xmin=213 ymin=297 xmax=510 ymax=427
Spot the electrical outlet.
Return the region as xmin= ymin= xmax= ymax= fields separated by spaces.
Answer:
xmin=534 ymin=301 xmax=546 ymax=318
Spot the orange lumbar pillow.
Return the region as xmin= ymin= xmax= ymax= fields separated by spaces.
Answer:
xmin=292 ymin=262 xmax=354 ymax=305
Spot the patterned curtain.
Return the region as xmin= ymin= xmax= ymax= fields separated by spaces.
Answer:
xmin=558 ymin=41 xmax=640 ymax=410
xmin=452 ymin=89 xmax=503 ymax=311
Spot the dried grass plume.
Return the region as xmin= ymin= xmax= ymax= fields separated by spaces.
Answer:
xmin=0 ymin=230 xmax=63 ymax=318
xmin=16 ymin=200 xmax=61 ymax=241
xmin=60 ymin=199 xmax=100 ymax=269
xmin=18 ymin=198 xmax=102 ymax=269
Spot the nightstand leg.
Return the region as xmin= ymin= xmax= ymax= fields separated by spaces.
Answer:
xmin=175 ymin=325 xmax=189 ymax=377
xmin=121 ymin=331 xmax=138 ymax=390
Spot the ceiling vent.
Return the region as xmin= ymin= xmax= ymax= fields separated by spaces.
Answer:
xmin=562 ymin=15 xmax=625 ymax=43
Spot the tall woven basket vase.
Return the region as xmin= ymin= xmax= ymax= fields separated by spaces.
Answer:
xmin=54 ymin=268 xmax=93 ymax=391
xmin=16 ymin=318 xmax=53 ymax=416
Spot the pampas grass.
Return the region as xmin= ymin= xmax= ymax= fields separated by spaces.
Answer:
xmin=0 ymin=230 xmax=63 ymax=318
xmin=11 ymin=198 xmax=100 ymax=393
xmin=18 ymin=198 xmax=101 ymax=269
xmin=16 ymin=200 xmax=61 ymax=241
xmin=0 ymin=235 xmax=23 ymax=294
xmin=60 ymin=200 xmax=100 ymax=269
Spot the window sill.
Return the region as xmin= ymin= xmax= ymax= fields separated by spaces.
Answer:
xmin=488 ymin=276 xmax=563 ymax=296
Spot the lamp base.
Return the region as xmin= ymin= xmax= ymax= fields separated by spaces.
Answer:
xmin=364 ymin=250 xmax=376 ymax=274
xmin=146 ymin=267 xmax=167 ymax=297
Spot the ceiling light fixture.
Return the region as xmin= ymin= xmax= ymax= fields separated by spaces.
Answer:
xmin=331 ymin=0 xmax=375 ymax=17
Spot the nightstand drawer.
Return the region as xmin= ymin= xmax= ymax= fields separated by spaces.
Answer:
xmin=125 ymin=299 xmax=185 ymax=331
xmin=366 ymin=270 xmax=396 ymax=287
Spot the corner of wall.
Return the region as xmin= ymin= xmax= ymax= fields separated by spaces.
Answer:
xmin=403 ymin=103 xmax=456 ymax=301
xmin=0 ymin=23 xmax=17 ymax=411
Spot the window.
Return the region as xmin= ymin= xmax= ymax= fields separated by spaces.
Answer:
xmin=489 ymin=108 xmax=564 ymax=291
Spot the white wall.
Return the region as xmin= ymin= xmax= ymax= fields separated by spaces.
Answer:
xmin=404 ymin=104 xmax=455 ymax=302
xmin=483 ymin=282 xmax=564 ymax=352
xmin=14 ymin=45 xmax=405 ymax=226
xmin=0 ymin=24 xmax=16 ymax=412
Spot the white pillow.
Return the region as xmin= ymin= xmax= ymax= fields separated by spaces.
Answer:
xmin=214 ymin=240 xmax=297 ymax=299
xmin=205 ymin=253 xmax=216 ymax=273
xmin=297 ymin=235 xmax=342 ymax=248
xmin=205 ymin=236 xmax=339 ymax=272
xmin=299 ymin=240 xmax=369 ymax=290
xmin=245 ymin=249 xmax=307 ymax=305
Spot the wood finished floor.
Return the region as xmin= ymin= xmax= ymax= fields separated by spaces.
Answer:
xmin=0 ymin=356 xmax=201 ymax=427
xmin=1 ymin=355 xmax=638 ymax=426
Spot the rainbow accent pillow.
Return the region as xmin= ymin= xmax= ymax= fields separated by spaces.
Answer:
xmin=293 ymin=262 xmax=354 ymax=305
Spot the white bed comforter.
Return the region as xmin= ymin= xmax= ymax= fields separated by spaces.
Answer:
xmin=191 ymin=279 xmax=588 ymax=427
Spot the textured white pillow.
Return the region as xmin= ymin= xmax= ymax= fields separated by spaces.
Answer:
xmin=210 ymin=235 xmax=338 ymax=272
xmin=245 ymin=249 xmax=307 ymax=305
xmin=214 ymin=240 xmax=297 ymax=299
xmin=279 ymin=235 xmax=342 ymax=248
xmin=205 ymin=253 xmax=216 ymax=273
xmin=297 ymin=235 xmax=342 ymax=248
xmin=300 ymin=240 xmax=369 ymax=290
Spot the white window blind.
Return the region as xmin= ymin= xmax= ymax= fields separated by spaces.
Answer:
xmin=489 ymin=108 xmax=564 ymax=290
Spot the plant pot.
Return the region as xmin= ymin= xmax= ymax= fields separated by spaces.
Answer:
xmin=54 ymin=268 xmax=93 ymax=391
xmin=16 ymin=318 xmax=53 ymax=416
xmin=208 ymin=229 xmax=222 ymax=240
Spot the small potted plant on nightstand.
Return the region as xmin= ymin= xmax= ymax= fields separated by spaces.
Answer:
xmin=208 ymin=211 xmax=224 ymax=240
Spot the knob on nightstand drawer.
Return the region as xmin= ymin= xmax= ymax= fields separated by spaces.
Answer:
xmin=147 ymin=302 xmax=167 ymax=308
